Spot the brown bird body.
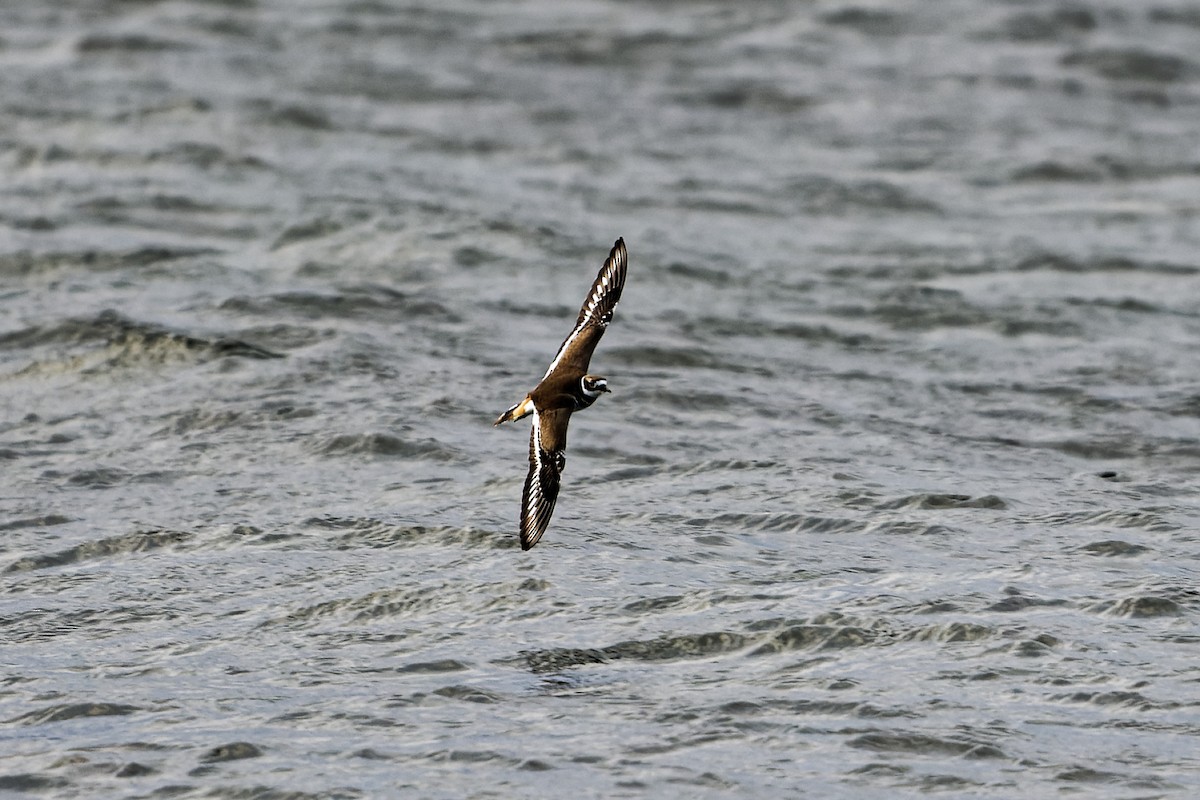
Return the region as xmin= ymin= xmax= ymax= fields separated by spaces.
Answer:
xmin=493 ymin=238 xmax=628 ymax=550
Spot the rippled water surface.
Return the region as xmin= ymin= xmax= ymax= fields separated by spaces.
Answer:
xmin=3 ymin=1 xmax=1200 ymax=797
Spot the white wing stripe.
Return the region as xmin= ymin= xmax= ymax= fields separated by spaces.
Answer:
xmin=541 ymin=325 xmax=585 ymax=380
xmin=528 ymin=412 xmax=542 ymax=517
xmin=540 ymin=253 xmax=622 ymax=380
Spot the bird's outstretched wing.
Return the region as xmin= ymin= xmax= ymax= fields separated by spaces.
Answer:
xmin=520 ymin=409 xmax=571 ymax=550
xmin=541 ymin=238 xmax=628 ymax=381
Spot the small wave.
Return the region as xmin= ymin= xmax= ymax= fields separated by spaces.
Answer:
xmin=626 ymin=387 xmax=736 ymax=412
xmin=520 ymin=631 xmax=751 ymax=673
xmin=0 ymin=514 xmax=71 ymax=532
xmin=1064 ymin=296 xmax=1163 ymax=314
xmin=847 ymin=730 xmax=1006 ymax=759
xmin=605 ymin=344 xmax=766 ymax=374
xmin=664 ymin=261 xmax=733 ymax=286
xmin=301 ymin=518 xmax=506 ymax=549
xmin=1023 ymin=509 xmax=1178 ymax=532
xmin=903 ymin=622 xmax=994 ymax=643
xmin=845 ymin=285 xmax=977 ymax=329
xmin=748 ymin=624 xmax=881 ymax=655
xmin=1 ymin=311 xmax=282 ymax=373
xmin=201 ymin=742 xmax=263 ymax=763
xmin=604 ymin=631 xmax=752 ymax=661
xmin=674 ymin=459 xmax=780 ymax=477
xmin=590 ymin=460 xmax=777 ymax=484
xmin=5 ymin=529 xmax=192 ymax=573
xmin=488 ymin=298 xmax=575 ymax=320
xmin=721 ymin=697 xmax=896 ymax=719
xmin=1151 ymin=8 xmax=1200 ymax=28
xmin=1061 ymin=48 xmax=1196 ymax=83
xmin=598 ymin=465 xmax=666 ymax=483
xmin=9 ymin=702 xmax=141 ymax=726
xmin=432 ymin=685 xmax=503 ymax=704
xmin=221 ymin=286 xmax=458 ymax=323
xmin=519 ymin=618 xmax=905 ymax=674
xmin=453 ymin=245 xmax=500 ymax=268
xmin=77 ymin=34 xmax=192 ymax=53
xmin=271 ymin=218 xmax=347 ymax=249
xmin=154 ymin=408 xmax=244 ymax=436
xmin=303 ymin=515 xmax=395 ymax=533
xmin=1007 ymin=637 xmax=1059 ymax=658
xmin=260 ymin=103 xmax=334 ymax=130
xmin=1042 ymin=437 xmax=1154 ymax=459
xmin=50 ymin=467 xmax=178 ymax=490
xmin=863 ymin=285 xmax=1078 ymax=336
xmin=1094 ymin=596 xmax=1184 ymax=618
xmin=681 ymin=315 xmax=885 ymax=349
xmin=1164 ymin=394 xmax=1200 ymax=417
xmin=622 ymin=595 xmax=695 ymax=615
xmin=786 ymin=175 xmax=941 ymax=215
xmin=155 ymin=403 xmax=314 ymax=437
xmin=0 ymin=246 xmax=217 ymax=278
xmin=148 ymin=141 xmax=270 ymax=171
xmin=0 ymin=774 xmax=68 ymax=793
xmin=396 ymin=659 xmax=470 ymax=674
xmin=1010 ymin=161 xmax=1104 ymax=182
xmin=108 ymin=331 xmax=282 ymax=364
xmin=687 ymin=511 xmax=866 ymax=535
xmin=677 ymin=194 xmax=774 ymax=216
xmin=992 ymin=9 xmax=1096 ymax=42
xmin=876 ymin=493 xmax=1007 ymax=510
xmin=985 ymin=595 xmax=1069 ymax=612
xmin=268 ymin=587 xmax=442 ymax=628
xmin=1077 ymin=540 xmax=1151 ymax=557
xmin=1053 ymin=765 xmax=1170 ymax=787
xmin=497 ymin=28 xmax=702 ymax=67
xmin=420 ymin=749 xmax=524 ymax=768
xmin=674 ymin=82 xmax=813 ymax=113
xmin=1052 ymin=690 xmax=1182 ymax=711
xmin=115 ymin=763 xmax=155 ymax=778
xmin=821 ymin=8 xmax=910 ymax=37
xmin=64 ymin=467 xmax=130 ymax=488
xmin=1014 ymin=252 xmax=1198 ymax=275
xmin=311 ymin=432 xmax=461 ymax=461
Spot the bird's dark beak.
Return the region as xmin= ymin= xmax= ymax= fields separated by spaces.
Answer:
xmin=601 ymin=385 xmax=611 ymax=393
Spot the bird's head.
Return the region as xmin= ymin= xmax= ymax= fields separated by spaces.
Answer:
xmin=581 ymin=375 xmax=610 ymax=397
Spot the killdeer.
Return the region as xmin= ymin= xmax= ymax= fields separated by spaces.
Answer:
xmin=494 ymin=238 xmax=628 ymax=550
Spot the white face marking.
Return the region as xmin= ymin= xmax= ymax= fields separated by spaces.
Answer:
xmin=581 ymin=377 xmax=607 ymax=397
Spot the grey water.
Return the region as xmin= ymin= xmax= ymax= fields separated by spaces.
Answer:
xmin=2 ymin=1 xmax=1200 ymax=797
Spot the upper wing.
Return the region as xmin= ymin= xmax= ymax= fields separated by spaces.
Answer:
xmin=519 ymin=409 xmax=571 ymax=550
xmin=541 ymin=238 xmax=628 ymax=381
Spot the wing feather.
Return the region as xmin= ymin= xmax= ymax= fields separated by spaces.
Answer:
xmin=541 ymin=238 xmax=628 ymax=380
xmin=519 ymin=410 xmax=570 ymax=550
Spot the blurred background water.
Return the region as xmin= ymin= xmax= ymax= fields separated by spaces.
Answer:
xmin=2 ymin=1 xmax=1200 ymax=797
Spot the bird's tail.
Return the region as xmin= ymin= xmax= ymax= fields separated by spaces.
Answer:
xmin=493 ymin=396 xmax=534 ymax=426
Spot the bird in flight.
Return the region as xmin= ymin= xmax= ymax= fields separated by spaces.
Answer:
xmin=494 ymin=238 xmax=629 ymax=550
